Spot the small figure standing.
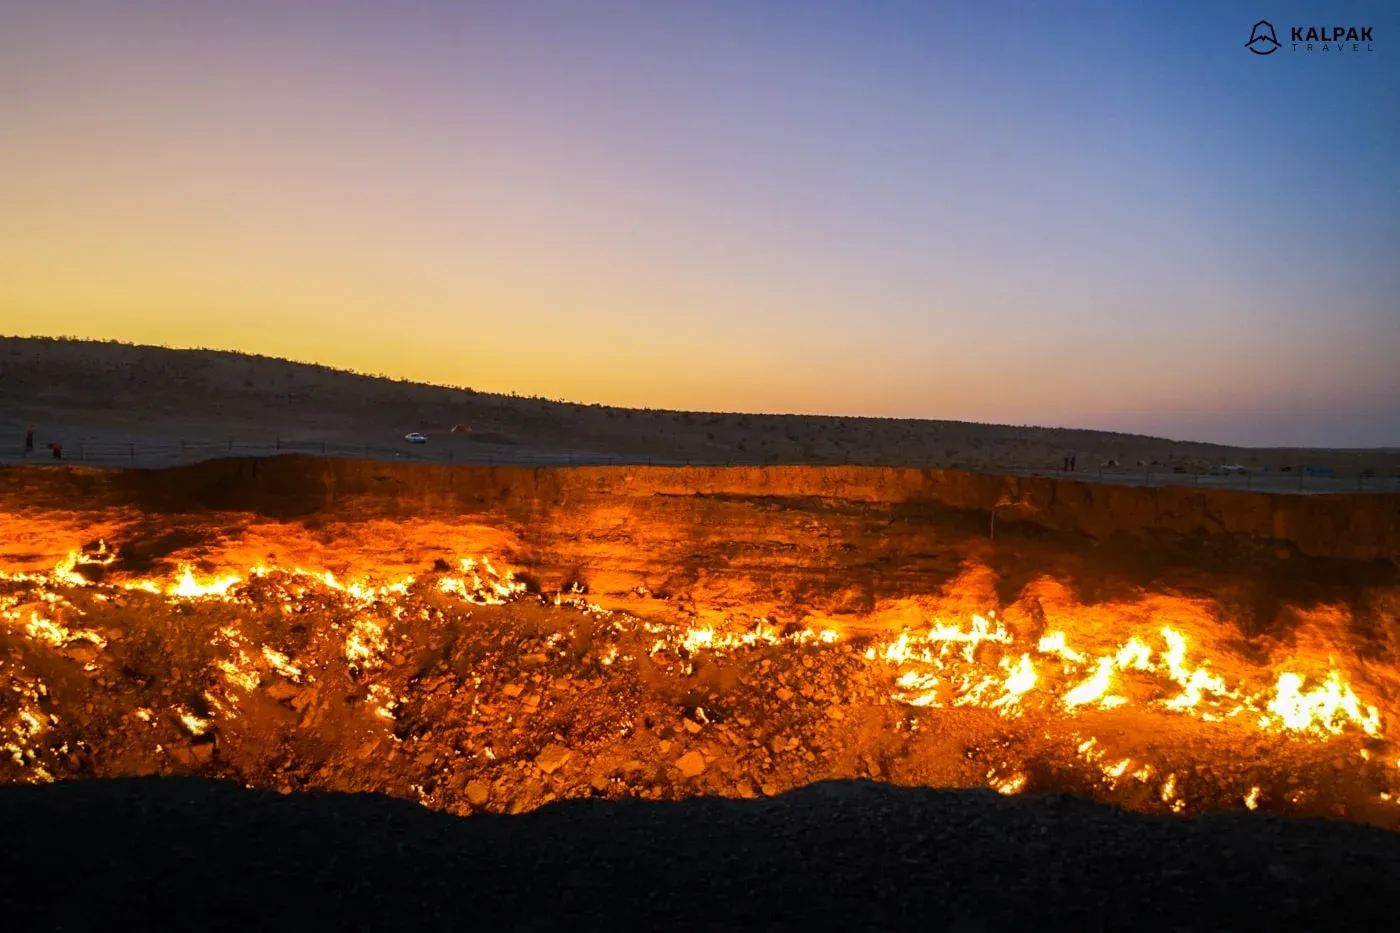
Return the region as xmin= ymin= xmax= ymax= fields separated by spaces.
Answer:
xmin=1062 ymin=455 xmax=1069 ymax=472
xmin=49 ymin=442 xmax=62 ymax=460
xmin=1070 ymin=454 xmax=1077 ymax=472
xmin=25 ymin=426 xmax=34 ymax=455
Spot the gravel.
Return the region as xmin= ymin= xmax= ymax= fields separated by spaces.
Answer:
xmin=3 ymin=776 xmax=1399 ymax=931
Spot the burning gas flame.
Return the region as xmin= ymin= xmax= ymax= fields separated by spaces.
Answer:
xmin=2 ymin=541 xmax=1396 ymax=812
xmin=1266 ymin=671 xmax=1381 ymax=738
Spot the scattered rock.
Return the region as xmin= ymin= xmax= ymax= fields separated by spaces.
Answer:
xmin=265 ymin=681 xmax=299 ymax=702
xmin=535 ymin=744 xmax=572 ymax=775
xmin=63 ymin=643 xmax=101 ymax=664
xmin=682 ymin=719 xmax=702 ymax=734
xmin=675 ymin=751 xmax=706 ymax=778
xmin=775 ymin=687 xmax=794 ymax=702
xmin=171 ymin=743 xmax=214 ymax=766
xmin=465 ymin=781 xmax=491 ymax=806
xmin=502 ymin=684 xmax=524 ymax=698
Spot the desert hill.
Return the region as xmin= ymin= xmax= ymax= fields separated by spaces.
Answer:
xmin=1 ymin=336 xmax=1395 ymax=474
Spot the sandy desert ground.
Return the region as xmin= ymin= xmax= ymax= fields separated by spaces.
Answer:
xmin=2 ymin=336 xmax=1398 ymax=490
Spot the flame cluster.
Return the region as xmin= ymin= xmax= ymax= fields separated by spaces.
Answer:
xmin=867 ymin=611 xmax=1380 ymax=740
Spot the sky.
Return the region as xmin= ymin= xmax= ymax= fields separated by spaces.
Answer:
xmin=1 ymin=1 xmax=1397 ymax=447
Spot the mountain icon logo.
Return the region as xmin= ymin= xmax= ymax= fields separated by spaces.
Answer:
xmin=1246 ymin=20 xmax=1281 ymax=54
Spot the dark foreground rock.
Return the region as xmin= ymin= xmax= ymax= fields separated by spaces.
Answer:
xmin=2 ymin=777 xmax=1398 ymax=932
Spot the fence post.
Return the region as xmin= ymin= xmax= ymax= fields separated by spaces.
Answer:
xmin=448 ymin=451 xmax=453 ymax=464
xmin=80 ymin=443 xmax=86 ymax=462
xmin=228 ymin=439 xmax=232 ymax=451
xmin=129 ymin=444 xmax=134 ymax=461
xmin=276 ymin=438 xmax=281 ymax=451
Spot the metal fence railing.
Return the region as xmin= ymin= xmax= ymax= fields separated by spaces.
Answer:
xmin=2 ymin=438 xmax=1397 ymax=495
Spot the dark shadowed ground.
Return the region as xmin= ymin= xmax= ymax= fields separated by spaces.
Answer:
xmin=3 ymin=777 xmax=1399 ymax=932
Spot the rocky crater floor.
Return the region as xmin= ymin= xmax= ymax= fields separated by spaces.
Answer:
xmin=2 ymin=459 xmax=1400 ymax=835
xmin=2 ymin=539 xmax=1399 ymax=831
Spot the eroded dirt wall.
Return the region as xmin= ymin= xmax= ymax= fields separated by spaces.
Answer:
xmin=4 ymin=457 xmax=1398 ymax=556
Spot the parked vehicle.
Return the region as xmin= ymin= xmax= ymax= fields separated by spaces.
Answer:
xmin=404 ymin=432 xmax=427 ymax=444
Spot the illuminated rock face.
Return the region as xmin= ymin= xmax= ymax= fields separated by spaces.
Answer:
xmin=1 ymin=458 xmax=1399 ymax=826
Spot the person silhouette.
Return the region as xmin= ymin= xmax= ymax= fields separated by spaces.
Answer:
xmin=25 ymin=426 xmax=34 ymax=455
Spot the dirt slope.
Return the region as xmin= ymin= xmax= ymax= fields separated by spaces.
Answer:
xmin=6 ymin=336 xmax=1398 ymax=473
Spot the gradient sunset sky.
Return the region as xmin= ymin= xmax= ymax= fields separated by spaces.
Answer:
xmin=2 ymin=1 xmax=1397 ymax=447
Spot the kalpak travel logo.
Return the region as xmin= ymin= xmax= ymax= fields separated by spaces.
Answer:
xmin=1248 ymin=19 xmax=1375 ymax=55
xmin=1246 ymin=21 xmax=1281 ymax=54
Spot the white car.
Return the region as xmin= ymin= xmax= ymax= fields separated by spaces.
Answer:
xmin=404 ymin=432 xmax=427 ymax=444
xmin=1220 ymin=464 xmax=1247 ymax=473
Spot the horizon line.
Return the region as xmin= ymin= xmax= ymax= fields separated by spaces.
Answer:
xmin=8 ymin=333 xmax=1393 ymax=454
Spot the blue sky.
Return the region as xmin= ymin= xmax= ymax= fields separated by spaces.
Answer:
xmin=1 ymin=1 xmax=1396 ymax=446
